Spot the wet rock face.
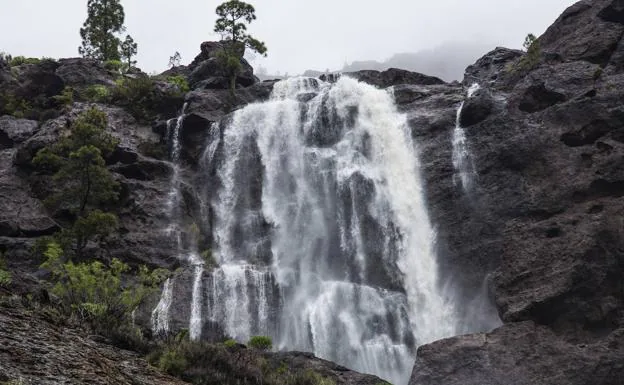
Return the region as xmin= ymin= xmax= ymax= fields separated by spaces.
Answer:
xmin=410 ymin=1 xmax=624 ymax=384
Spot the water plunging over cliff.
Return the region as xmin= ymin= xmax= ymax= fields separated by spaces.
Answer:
xmin=452 ymin=83 xmax=480 ymax=191
xmin=151 ymin=103 xmax=206 ymax=339
xmin=190 ymin=77 xmax=458 ymax=385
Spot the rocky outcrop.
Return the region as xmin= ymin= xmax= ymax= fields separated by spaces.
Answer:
xmin=410 ymin=0 xmax=624 ymax=384
xmin=345 ymin=68 xmax=445 ymax=88
xmin=56 ymin=57 xmax=115 ymax=87
xmin=188 ymin=41 xmax=258 ymax=90
xmin=0 ymin=301 xmax=187 ymax=385
xmin=410 ymin=321 xmax=624 ymax=385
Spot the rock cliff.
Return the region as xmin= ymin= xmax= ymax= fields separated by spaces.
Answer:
xmin=408 ymin=0 xmax=624 ymax=383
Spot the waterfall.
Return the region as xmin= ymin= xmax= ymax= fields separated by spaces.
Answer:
xmin=151 ymin=103 xmax=206 ymax=336
xmin=199 ymin=76 xmax=457 ymax=385
xmin=452 ymin=83 xmax=480 ymax=191
xmin=152 ymin=278 xmax=174 ymax=333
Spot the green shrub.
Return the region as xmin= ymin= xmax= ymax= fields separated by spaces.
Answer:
xmin=111 ymin=76 xmax=157 ymax=121
xmin=40 ymin=241 xmax=167 ymax=330
xmin=52 ymin=87 xmax=74 ymax=108
xmin=516 ymin=33 xmax=540 ymax=72
xmin=248 ymin=335 xmax=272 ymax=351
xmin=223 ymin=339 xmax=237 ymax=348
xmin=167 ymin=75 xmax=190 ymax=93
xmin=0 ymin=92 xmax=33 ymax=118
xmin=83 ymin=85 xmax=111 ymax=103
xmin=289 ymin=370 xmax=336 ymax=385
xmin=158 ymin=348 xmax=189 ymax=376
xmin=9 ymin=56 xmax=41 ymax=66
xmin=103 ymin=59 xmax=123 ymax=73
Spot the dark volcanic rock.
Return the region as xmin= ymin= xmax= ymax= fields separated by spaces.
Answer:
xmin=11 ymin=60 xmax=64 ymax=102
xmin=540 ymin=0 xmax=624 ymax=66
xmin=180 ymin=83 xmax=275 ymax=165
xmin=410 ymin=321 xmax=624 ymax=385
xmin=346 ymin=68 xmax=445 ymax=88
xmin=410 ymin=0 xmax=624 ymax=383
xmin=459 ymin=87 xmax=497 ymax=127
xmin=0 ymin=116 xmax=38 ymax=148
xmin=188 ymin=41 xmax=258 ymax=90
xmin=462 ymin=47 xmax=523 ymax=89
xmin=55 ymin=58 xmax=114 ymax=87
xmin=0 ymin=149 xmax=57 ymax=238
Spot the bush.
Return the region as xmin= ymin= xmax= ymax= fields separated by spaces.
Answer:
xmin=9 ymin=56 xmax=41 ymax=66
xmin=167 ymin=75 xmax=190 ymax=93
xmin=40 ymin=241 xmax=168 ymax=331
xmin=103 ymin=59 xmax=123 ymax=73
xmin=111 ymin=76 xmax=158 ymax=121
xmin=223 ymin=339 xmax=237 ymax=348
xmin=158 ymin=348 xmax=189 ymax=376
xmin=248 ymin=335 xmax=272 ymax=351
xmin=0 ymin=92 xmax=33 ymax=118
xmin=83 ymin=85 xmax=111 ymax=103
xmin=516 ymin=33 xmax=540 ymax=72
xmin=52 ymin=87 xmax=74 ymax=108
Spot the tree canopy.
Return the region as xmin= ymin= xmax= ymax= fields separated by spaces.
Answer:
xmin=79 ymin=0 xmax=127 ymax=61
xmin=120 ymin=34 xmax=138 ymax=71
xmin=214 ymin=0 xmax=267 ymax=57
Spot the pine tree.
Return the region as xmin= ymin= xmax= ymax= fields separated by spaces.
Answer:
xmin=33 ymin=107 xmax=120 ymax=215
xmin=214 ymin=0 xmax=267 ymax=94
xmin=79 ymin=0 xmax=126 ymax=61
xmin=120 ymin=35 xmax=138 ymax=72
xmin=33 ymin=107 xmax=121 ymax=257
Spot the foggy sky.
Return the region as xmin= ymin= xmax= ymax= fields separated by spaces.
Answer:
xmin=0 ymin=0 xmax=575 ymax=75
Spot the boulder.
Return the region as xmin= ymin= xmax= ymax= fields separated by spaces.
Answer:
xmin=459 ymin=87 xmax=497 ymax=127
xmin=0 ymin=116 xmax=38 ymax=148
xmin=346 ymin=68 xmax=445 ymax=88
xmin=189 ymin=57 xmax=257 ymax=90
xmin=410 ymin=321 xmax=624 ymax=385
xmin=188 ymin=41 xmax=258 ymax=90
xmin=55 ymin=58 xmax=114 ymax=88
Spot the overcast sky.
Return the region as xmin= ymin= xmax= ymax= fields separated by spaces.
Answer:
xmin=0 ymin=0 xmax=575 ymax=75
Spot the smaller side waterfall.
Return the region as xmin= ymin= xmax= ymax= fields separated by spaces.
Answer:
xmin=152 ymin=278 xmax=174 ymax=333
xmin=452 ymin=83 xmax=480 ymax=191
xmin=150 ymin=103 xmax=197 ymax=335
xmin=189 ymin=253 xmax=205 ymax=340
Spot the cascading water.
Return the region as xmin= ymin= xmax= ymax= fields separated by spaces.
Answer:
xmin=151 ymin=103 xmax=206 ymax=340
xmin=452 ymin=83 xmax=480 ymax=191
xmin=196 ymin=76 xmax=458 ymax=385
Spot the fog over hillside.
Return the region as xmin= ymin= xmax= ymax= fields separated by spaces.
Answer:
xmin=259 ymin=42 xmax=497 ymax=82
